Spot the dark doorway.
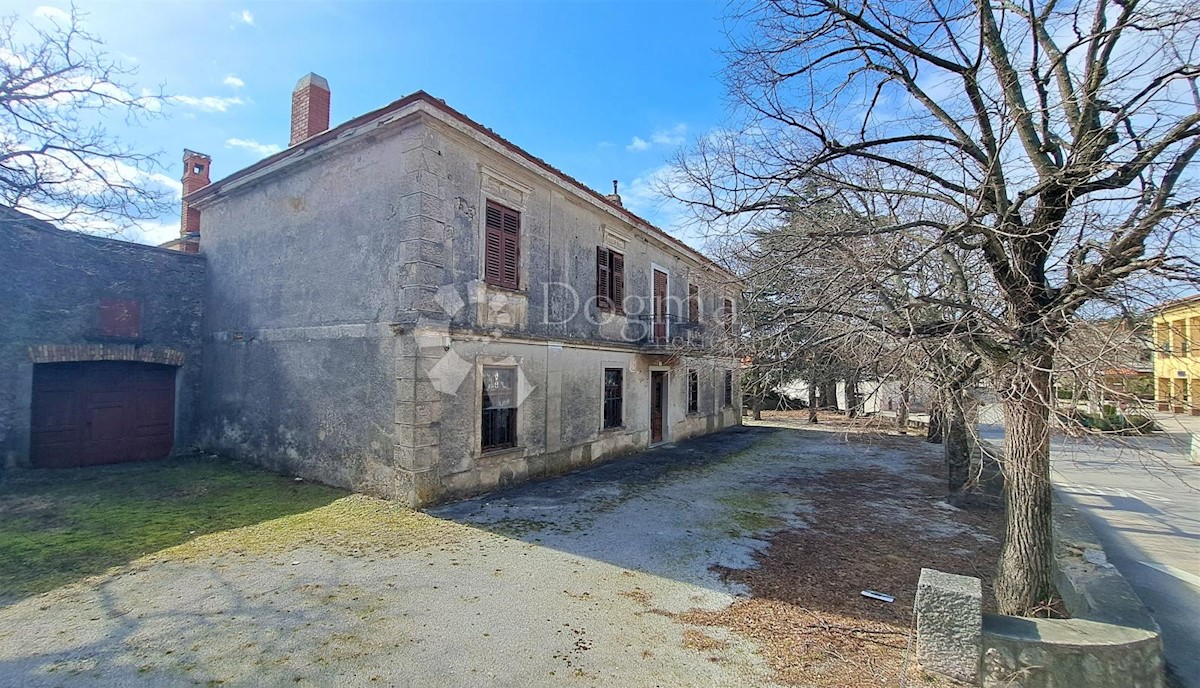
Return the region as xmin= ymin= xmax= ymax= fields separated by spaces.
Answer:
xmin=650 ymin=370 xmax=666 ymax=444
xmin=30 ymin=361 xmax=176 ymax=468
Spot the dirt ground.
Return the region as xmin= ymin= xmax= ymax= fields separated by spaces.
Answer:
xmin=0 ymin=419 xmax=1001 ymax=687
xmin=694 ymin=415 xmax=1004 ymax=686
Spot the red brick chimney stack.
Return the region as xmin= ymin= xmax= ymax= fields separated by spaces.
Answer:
xmin=180 ymin=149 xmax=211 ymax=239
xmin=290 ymin=73 xmax=331 ymax=146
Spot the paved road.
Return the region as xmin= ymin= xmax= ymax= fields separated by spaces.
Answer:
xmin=980 ymin=414 xmax=1200 ymax=686
xmin=1051 ymin=428 xmax=1200 ymax=687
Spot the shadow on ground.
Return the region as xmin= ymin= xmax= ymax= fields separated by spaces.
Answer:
xmin=0 ymin=454 xmax=345 ymax=605
xmin=432 ymin=420 xmax=1004 ymax=686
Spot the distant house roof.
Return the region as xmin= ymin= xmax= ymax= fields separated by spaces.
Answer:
xmin=185 ymin=91 xmax=737 ymax=281
xmin=1149 ymin=293 xmax=1200 ymax=315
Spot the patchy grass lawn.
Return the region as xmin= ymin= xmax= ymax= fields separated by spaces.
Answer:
xmin=0 ymin=455 xmax=348 ymax=601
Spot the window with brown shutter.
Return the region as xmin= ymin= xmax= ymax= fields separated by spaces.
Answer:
xmin=595 ymin=247 xmax=624 ymax=312
xmin=688 ymin=284 xmax=699 ymax=323
xmin=723 ymin=298 xmax=734 ymax=335
xmin=485 ymin=201 xmax=520 ymax=290
xmin=596 ymin=247 xmax=610 ymax=309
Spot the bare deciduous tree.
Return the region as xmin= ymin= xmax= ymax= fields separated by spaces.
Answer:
xmin=668 ymin=0 xmax=1200 ymax=614
xmin=0 ymin=8 xmax=169 ymax=232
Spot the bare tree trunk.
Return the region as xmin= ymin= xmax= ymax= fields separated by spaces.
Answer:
xmin=897 ymin=383 xmax=910 ymax=433
xmin=822 ymin=381 xmax=839 ymax=411
xmin=753 ymin=397 xmax=764 ymax=420
xmin=807 ymin=381 xmax=819 ymax=423
xmin=995 ymin=356 xmax=1056 ymax=615
xmin=927 ymin=403 xmax=944 ymax=443
xmin=945 ymin=387 xmax=972 ymax=493
xmin=845 ymin=376 xmax=859 ymax=418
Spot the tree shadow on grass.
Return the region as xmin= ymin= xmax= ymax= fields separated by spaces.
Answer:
xmin=0 ymin=453 xmax=345 ymax=606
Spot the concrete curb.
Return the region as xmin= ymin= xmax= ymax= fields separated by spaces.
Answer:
xmin=915 ymin=497 xmax=1165 ymax=687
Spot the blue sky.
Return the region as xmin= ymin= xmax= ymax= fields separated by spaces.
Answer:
xmin=5 ymin=0 xmax=732 ymax=245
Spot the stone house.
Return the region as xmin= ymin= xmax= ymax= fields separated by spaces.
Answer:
xmin=181 ymin=75 xmax=742 ymax=505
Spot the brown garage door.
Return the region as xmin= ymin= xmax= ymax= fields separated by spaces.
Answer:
xmin=30 ymin=361 xmax=176 ymax=468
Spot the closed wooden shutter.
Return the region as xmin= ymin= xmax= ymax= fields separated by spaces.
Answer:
xmin=484 ymin=202 xmax=503 ymax=285
xmin=724 ymin=298 xmax=733 ymax=334
xmin=500 ymin=206 xmax=520 ymax=289
xmin=611 ymin=251 xmax=624 ymax=313
xmin=688 ymin=285 xmax=699 ymax=323
xmin=596 ymin=247 xmax=610 ymax=308
xmin=485 ymin=201 xmax=520 ymax=290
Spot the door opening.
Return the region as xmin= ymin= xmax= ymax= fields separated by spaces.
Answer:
xmin=650 ymin=370 xmax=666 ymax=444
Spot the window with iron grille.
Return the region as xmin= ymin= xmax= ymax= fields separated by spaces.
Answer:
xmin=724 ymin=370 xmax=733 ymax=407
xmin=602 ymin=367 xmax=623 ymax=429
xmin=595 ymin=247 xmax=624 ymax=312
xmin=687 ymin=369 xmax=699 ymax=413
xmin=484 ymin=201 xmax=520 ymax=290
xmin=482 ymin=366 xmax=517 ymax=450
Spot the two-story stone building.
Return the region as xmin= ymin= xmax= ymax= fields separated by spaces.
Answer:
xmin=184 ymin=74 xmax=742 ymax=505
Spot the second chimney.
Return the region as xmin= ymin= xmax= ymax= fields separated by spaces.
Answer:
xmin=180 ymin=149 xmax=211 ymax=237
xmin=290 ymin=73 xmax=331 ymax=146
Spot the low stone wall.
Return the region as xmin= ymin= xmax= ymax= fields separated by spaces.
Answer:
xmin=914 ymin=497 xmax=1164 ymax=687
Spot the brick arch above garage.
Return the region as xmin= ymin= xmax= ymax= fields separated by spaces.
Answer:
xmin=27 ymin=344 xmax=187 ymax=367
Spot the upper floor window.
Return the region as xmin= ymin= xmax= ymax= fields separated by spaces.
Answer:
xmin=484 ymin=201 xmax=520 ymax=290
xmin=723 ymin=298 xmax=734 ymax=335
xmin=688 ymin=284 xmax=699 ymax=323
xmin=602 ymin=367 xmax=623 ymax=429
xmin=596 ymin=247 xmax=625 ymax=312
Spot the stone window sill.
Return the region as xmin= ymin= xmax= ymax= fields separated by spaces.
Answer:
xmin=478 ymin=445 xmax=525 ymax=462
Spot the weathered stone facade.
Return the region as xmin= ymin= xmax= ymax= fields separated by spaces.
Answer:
xmin=190 ymin=95 xmax=741 ymax=505
xmin=0 ymin=208 xmax=206 ymax=468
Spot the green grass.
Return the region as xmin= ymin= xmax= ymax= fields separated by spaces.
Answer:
xmin=0 ymin=455 xmax=346 ymax=601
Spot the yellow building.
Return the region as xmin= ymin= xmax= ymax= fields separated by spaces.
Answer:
xmin=1152 ymin=295 xmax=1200 ymax=415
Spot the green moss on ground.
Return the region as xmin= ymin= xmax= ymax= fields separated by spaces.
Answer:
xmin=0 ymin=455 xmax=351 ymax=600
xmin=717 ymin=492 xmax=787 ymax=535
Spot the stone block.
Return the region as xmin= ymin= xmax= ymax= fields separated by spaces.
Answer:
xmin=915 ymin=567 xmax=982 ymax=685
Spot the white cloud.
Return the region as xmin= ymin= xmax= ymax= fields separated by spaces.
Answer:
xmin=171 ymin=95 xmax=244 ymax=112
xmin=226 ymin=138 xmax=282 ymax=156
xmin=119 ymin=220 xmax=180 ymax=246
xmin=233 ymin=9 xmax=254 ymax=25
xmin=626 ymin=136 xmax=651 ymax=152
xmin=223 ymin=74 xmax=245 ymax=89
xmin=32 ymin=6 xmax=69 ymax=21
xmin=651 ymin=123 xmax=688 ymax=146
xmin=626 ymin=123 xmax=688 ymax=152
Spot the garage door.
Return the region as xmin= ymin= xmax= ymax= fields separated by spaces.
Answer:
xmin=30 ymin=361 xmax=176 ymax=468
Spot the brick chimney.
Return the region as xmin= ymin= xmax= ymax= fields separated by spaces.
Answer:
xmin=290 ymin=73 xmax=330 ymax=146
xmin=180 ymin=149 xmax=211 ymax=245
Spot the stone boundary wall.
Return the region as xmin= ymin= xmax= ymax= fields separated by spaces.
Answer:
xmin=915 ymin=497 xmax=1164 ymax=687
xmin=0 ymin=214 xmax=205 ymax=467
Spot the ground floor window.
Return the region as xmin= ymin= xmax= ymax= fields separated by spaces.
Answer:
xmin=482 ymin=366 xmax=517 ymax=450
xmin=603 ymin=367 xmax=623 ymax=429
xmin=687 ymin=369 xmax=699 ymax=413
xmin=724 ymin=370 xmax=733 ymax=407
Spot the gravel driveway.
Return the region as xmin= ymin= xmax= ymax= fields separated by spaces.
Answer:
xmin=0 ymin=421 xmax=995 ymax=687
